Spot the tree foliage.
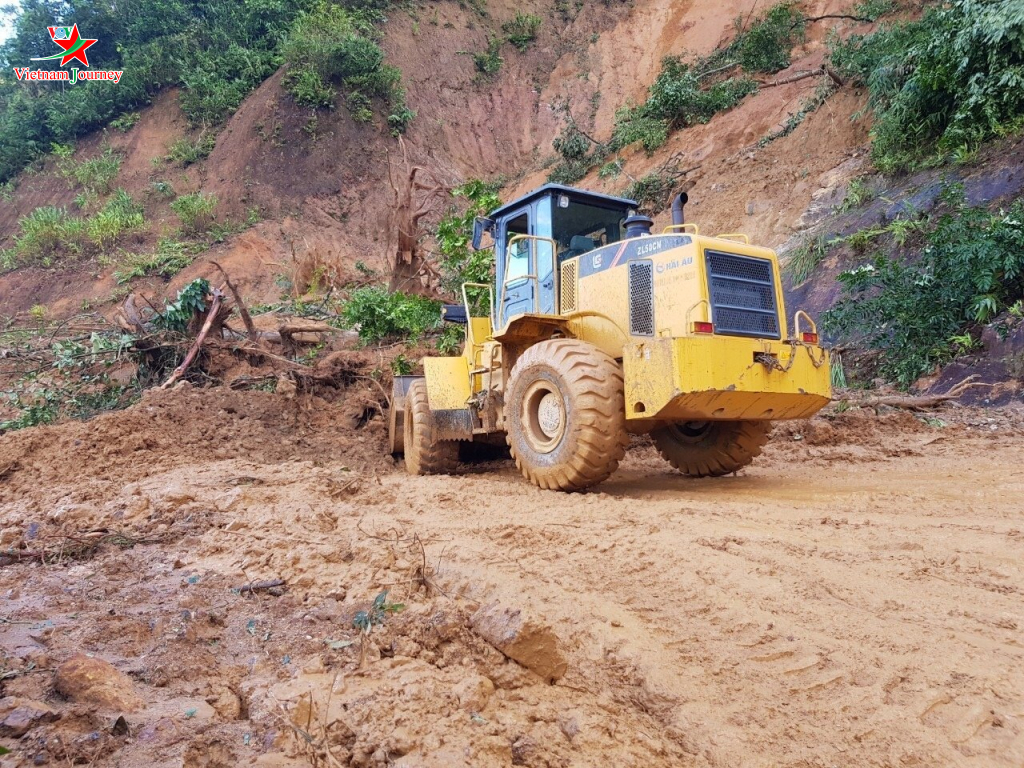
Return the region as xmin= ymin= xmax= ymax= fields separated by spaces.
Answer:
xmin=829 ymin=0 xmax=1024 ymax=171
xmin=824 ymin=188 xmax=1024 ymax=387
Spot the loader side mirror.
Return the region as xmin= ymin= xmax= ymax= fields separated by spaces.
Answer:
xmin=472 ymin=217 xmax=494 ymax=251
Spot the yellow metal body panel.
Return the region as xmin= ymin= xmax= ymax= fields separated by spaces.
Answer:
xmin=623 ymin=336 xmax=831 ymax=421
xmin=425 ymin=232 xmax=829 ymax=431
xmin=564 ymin=235 xmax=790 ymax=351
xmin=423 ymin=356 xmax=472 ymax=411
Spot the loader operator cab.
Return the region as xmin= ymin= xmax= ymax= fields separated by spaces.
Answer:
xmin=474 ymin=184 xmax=638 ymax=329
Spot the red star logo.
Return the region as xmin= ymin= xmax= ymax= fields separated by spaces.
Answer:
xmin=52 ymin=25 xmax=97 ymax=68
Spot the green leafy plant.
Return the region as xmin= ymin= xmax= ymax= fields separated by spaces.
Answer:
xmin=435 ymin=179 xmax=502 ymax=312
xmin=352 ymin=590 xmax=405 ymax=632
xmin=502 ymin=12 xmax=542 ymax=51
xmin=115 ymin=239 xmax=194 ymax=283
xmin=166 ymin=134 xmax=216 ymax=167
xmin=473 ymin=35 xmax=504 ymax=77
xmin=110 ymin=112 xmax=141 ymax=132
xmin=60 ymin=147 xmax=123 ymax=195
xmin=283 ymin=1 xmax=413 ymax=131
xmin=340 ymin=286 xmax=443 ymax=343
xmin=824 ymin=192 xmax=1024 ymax=387
xmin=171 ymin=192 xmax=218 ymax=234
xmin=155 ymin=278 xmax=211 ymax=332
xmin=828 ymin=0 xmax=1024 ymax=172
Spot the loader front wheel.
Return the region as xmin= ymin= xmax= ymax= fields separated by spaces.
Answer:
xmin=506 ymin=339 xmax=628 ymax=491
xmin=403 ymin=379 xmax=459 ymax=475
xmin=652 ymin=420 xmax=770 ymax=477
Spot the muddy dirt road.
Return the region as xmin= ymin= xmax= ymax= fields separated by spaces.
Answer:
xmin=1 ymin=389 xmax=1022 ymax=767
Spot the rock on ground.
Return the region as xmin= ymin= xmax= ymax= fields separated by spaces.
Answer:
xmin=470 ymin=603 xmax=567 ymax=682
xmin=54 ymin=654 xmax=143 ymax=712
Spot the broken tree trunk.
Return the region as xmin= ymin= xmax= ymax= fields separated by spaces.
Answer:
xmin=161 ymin=288 xmax=225 ymax=389
xmin=386 ymin=136 xmax=449 ymax=296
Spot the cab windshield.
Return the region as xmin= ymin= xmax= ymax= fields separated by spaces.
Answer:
xmin=552 ymin=200 xmax=627 ymax=261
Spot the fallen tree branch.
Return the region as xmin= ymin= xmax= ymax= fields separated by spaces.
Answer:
xmin=233 ymin=578 xmax=287 ymax=595
xmin=758 ymin=69 xmax=822 ymax=88
xmin=847 ymin=375 xmax=994 ymax=411
xmin=211 ymin=262 xmax=258 ymax=342
xmin=161 ymin=288 xmax=225 ymax=389
xmin=796 ymin=13 xmax=874 ymax=28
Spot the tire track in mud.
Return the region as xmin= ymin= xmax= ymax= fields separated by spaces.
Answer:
xmin=373 ymin=435 xmax=1024 ymax=766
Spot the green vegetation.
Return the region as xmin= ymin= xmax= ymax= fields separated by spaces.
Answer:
xmin=546 ymin=1 xmax=804 ymax=184
xmin=610 ymin=2 xmax=802 ymax=155
xmin=1 ymin=190 xmax=145 ymax=269
xmin=114 ymin=239 xmax=194 ymax=284
xmin=59 ymin=147 xmax=123 ymax=195
xmin=435 ymin=179 xmax=502 ymax=310
xmin=155 ymin=278 xmax=211 ymax=332
xmin=282 ymin=1 xmax=413 ymax=133
xmin=166 ymin=134 xmax=217 ymax=166
xmin=472 ymin=36 xmax=505 ymax=77
xmin=828 ymin=0 xmax=1024 ymax=172
xmin=110 ymin=112 xmax=141 ymax=133
xmin=339 ymin=286 xmax=442 ymax=344
xmin=623 ymin=173 xmax=677 ymax=211
xmin=171 ymin=192 xmax=218 ymax=235
xmin=0 ymin=1 xmax=317 ymax=183
xmin=502 ymin=13 xmax=542 ymax=52
xmin=824 ymin=188 xmax=1024 ymax=387
xmin=0 ymin=0 xmax=416 ymax=183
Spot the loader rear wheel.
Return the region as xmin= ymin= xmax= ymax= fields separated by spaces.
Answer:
xmin=403 ymin=379 xmax=459 ymax=475
xmin=506 ymin=339 xmax=628 ymax=491
xmin=652 ymin=420 xmax=770 ymax=477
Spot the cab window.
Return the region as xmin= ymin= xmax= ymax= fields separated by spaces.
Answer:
xmin=504 ymin=213 xmax=530 ymax=282
xmin=552 ymin=200 xmax=627 ymax=261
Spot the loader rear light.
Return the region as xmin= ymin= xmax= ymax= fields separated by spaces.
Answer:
xmin=693 ymin=321 xmax=714 ymax=334
xmin=801 ymin=331 xmax=819 ymax=344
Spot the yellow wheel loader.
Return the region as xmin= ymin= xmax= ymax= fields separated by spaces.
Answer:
xmin=389 ymin=184 xmax=831 ymax=491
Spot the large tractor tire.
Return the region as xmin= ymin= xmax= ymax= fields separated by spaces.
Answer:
xmin=505 ymin=339 xmax=629 ymax=491
xmin=403 ymin=379 xmax=459 ymax=475
xmin=651 ymin=420 xmax=770 ymax=477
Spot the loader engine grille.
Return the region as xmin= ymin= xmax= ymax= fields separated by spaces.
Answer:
xmin=705 ymin=250 xmax=780 ymax=339
xmin=628 ymin=260 xmax=654 ymax=336
xmin=560 ymin=259 xmax=578 ymax=314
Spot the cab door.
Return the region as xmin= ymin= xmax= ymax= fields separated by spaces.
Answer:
xmin=497 ymin=199 xmax=555 ymax=328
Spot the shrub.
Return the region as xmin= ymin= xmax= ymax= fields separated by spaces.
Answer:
xmin=828 ymin=0 xmax=1024 ymax=172
xmin=166 ymin=134 xmax=217 ymax=166
xmin=340 ymin=286 xmax=443 ymax=343
xmin=502 ymin=13 xmax=542 ymax=52
xmin=608 ymin=1 xmax=803 ymax=154
xmin=171 ymin=192 xmax=218 ymax=234
xmin=733 ymin=2 xmax=804 ymax=74
xmin=824 ymin=190 xmax=1024 ymax=387
xmin=0 ymin=1 xmax=311 ymax=183
xmin=110 ymin=112 xmax=141 ymax=132
xmin=623 ymin=173 xmax=676 ymax=211
xmin=61 ymin=148 xmax=123 ymax=195
xmin=86 ymin=190 xmax=145 ymax=248
xmin=473 ymin=36 xmax=504 ymax=77
xmin=435 ymin=179 xmax=502 ymax=310
xmin=282 ymin=1 xmax=412 ymax=130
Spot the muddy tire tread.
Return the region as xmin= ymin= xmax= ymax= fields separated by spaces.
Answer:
xmin=652 ymin=420 xmax=770 ymax=477
xmin=404 ymin=379 xmax=459 ymax=475
xmin=506 ymin=339 xmax=629 ymax=491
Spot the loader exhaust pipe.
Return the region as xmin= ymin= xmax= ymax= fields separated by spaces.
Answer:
xmin=671 ymin=191 xmax=688 ymax=225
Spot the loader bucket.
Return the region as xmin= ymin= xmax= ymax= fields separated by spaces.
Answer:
xmin=388 ymin=375 xmax=420 ymax=455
